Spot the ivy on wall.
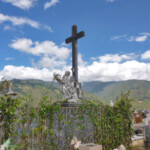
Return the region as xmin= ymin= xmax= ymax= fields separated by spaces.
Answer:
xmin=0 ymin=92 xmax=133 ymax=150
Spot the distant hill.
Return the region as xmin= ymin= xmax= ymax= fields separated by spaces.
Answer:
xmin=1 ymin=79 xmax=150 ymax=109
xmin=1 ymin=79 xmax=102 ymax=107
xmin=82 ymin=80 xmax=150 ymax=109
xmin=11 ymin=79 xmax=62 ymax=107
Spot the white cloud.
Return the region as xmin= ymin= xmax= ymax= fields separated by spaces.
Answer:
xmin=1 ymin=60 xmax=150 ymax=82
xmin=44 ymin=0 xmax=59 ymax=10
xmin=3 ymin=39 xmax=150 ymax=82
xmin=128 ymin=35 xmax=148 ymax=42
xmin=32 ymin=56 xmax=67 ymax=70
xmin=111 ymin=33 xmax=150 ymax=42
xmin=79 ymin=60 xmax=149 ymax=82
xmin=0 ymin=13 xmax=53 ymax=32
xmin=141 ymin=50 xmax=150 ymax=60
xmin=10 ymin=38 xmax=70 ymax=70
xmin=10 ymin=38 xmax=70 ymax=59
xmin=128 ymin=33 xmax=150 ymax=42
xmin=0 ymin=65 xmax=53 ymax=81
xmin=135 ymin=35 xmax=148 ymax=42
xmin=2 ymin=0 xmax=37 ymax=10
xmin=5 ymin=57 xmax=15 ymax=61
xmin=78 ymin=53 xmax=87 ymax=66
xmin=10 ymin=38 xmax=86 ymax=70
xmin=110 ymin=35 xmax=127 ymax=41
xmin=3 ymin=25 xmax=14 ymax=31
xmin=99 ymin=53 xmax=136 ymax=63
xmin=0 ymin=65 xmax=72 ymax=81
xmin=128 ymin=36 xmax=135 ymax=42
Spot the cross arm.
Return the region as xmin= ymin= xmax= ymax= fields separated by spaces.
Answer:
xmin=65 ymin=31 xmax=85 ymax=44
xmin=76 ymin=31 xmax=85 ymax=39
xmin=65 ymin=37 xmax=74 ymax=44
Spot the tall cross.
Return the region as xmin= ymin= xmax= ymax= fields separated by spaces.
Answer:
xmin=65 ymin=25 xmax=85 ymax=82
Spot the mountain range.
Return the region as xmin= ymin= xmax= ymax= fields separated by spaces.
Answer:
xmin=1 ymin=79 xmax=150 ymax=109
xmin=83 ymin=80 xmax=150 ymax=109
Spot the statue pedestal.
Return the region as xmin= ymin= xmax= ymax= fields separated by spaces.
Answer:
xmin=52 ymin=103 xmax=95 ymax=150
xmin=53 ymin=99 xmax=81 ymax=107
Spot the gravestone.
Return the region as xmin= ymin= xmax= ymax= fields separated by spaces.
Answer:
xmin=5 ymin=81 xmax=17 ymax=97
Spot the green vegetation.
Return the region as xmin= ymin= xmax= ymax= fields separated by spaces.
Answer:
xmin=0 ymin=92 xmax=133 ymax=150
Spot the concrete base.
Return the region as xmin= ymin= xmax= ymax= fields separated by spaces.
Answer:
xmin=79 ymin=143 xmax=102 ymax=150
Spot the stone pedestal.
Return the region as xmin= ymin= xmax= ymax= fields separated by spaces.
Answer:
xmin=79 ymin=143 xmax=102 ymax=150
xmin=53 ymin=100 xmax=81 ymax=107
xmin=52 ymin=102 xmax=95 ymax=150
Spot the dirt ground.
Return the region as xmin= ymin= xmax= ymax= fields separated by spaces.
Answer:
xmin=133 ymin=145 xmax=147 ymax=150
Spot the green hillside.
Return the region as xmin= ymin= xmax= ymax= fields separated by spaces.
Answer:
xmin=1 ymin=79 xmax=150 ymax=109
xmin=11 ymin=79 xmax=62 ymax=107
xmin=0 ymin=79 xmax=103 ymax=107
xmin=83 ymin=80 xmax=150 ymax=109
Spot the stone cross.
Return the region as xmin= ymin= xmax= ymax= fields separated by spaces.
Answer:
xmin=65 ymin=25 xmax=85 ymax=82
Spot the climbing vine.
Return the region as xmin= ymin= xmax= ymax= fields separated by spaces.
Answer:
xmin=0 ymin=92 xmax=133 ymax=150
xmin=0 ymin=95 xmax=20 ymax=141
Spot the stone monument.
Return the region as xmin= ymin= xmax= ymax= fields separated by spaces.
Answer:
xmin=54 ymin=25 xmax=85 ymax=103
xmin=5 ymin=81 xmax=17 ymax=97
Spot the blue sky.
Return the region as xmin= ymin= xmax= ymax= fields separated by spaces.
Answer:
xmin=0 ymin=0 xmax=150 ymax=82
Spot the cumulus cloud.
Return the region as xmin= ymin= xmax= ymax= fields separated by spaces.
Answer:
xmin=78 ymin=53 xmax=87 ymax=66
xmin=2 ymin=0 xmax=37 ymax=10
xmin=99 ymin=53 xmax=136 ymax=63
xmin=141 ymin=50 xmax=150 ymax=60
xmin=10 ymin=38 xmax=70 ymax=70
xmin=0 ymin=65 xmax=53 ymax=81
xmin=44 ymin=0 xmax=59 ymax=10
xmin=4 ymin=39 xmax=150 ymax=82
xmin=79 ymin=60 xmax=149 ymax=82
xmin=0 ymin=65 xmax=72 ymax=81
xmin=10 ymin=38 xmax=70 ymax=59
xmin=32 ymin=56 xmax=67 ymax=70
xmin=0 ymin=13 xmax=53 ymax=32
xmin=1 ymin=60 xmax=150 ymax=82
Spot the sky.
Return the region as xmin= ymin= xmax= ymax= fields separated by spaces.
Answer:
xmin=0 ymin=0 xmax=150 ymax=82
